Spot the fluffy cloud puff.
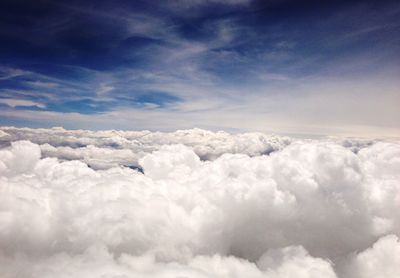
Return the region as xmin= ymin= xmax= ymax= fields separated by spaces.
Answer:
xmin=0 ymin=128 xmax=399 ymax=277
xmin=0 ymin=244 xmax=338 ymax=278
xmin=346 ymin=234 xmax=400 ymax=278
xmin=0 ymin=127 xmax=290 ymax=169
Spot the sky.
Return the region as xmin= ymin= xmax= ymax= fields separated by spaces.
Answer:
xmin=0 ymin=0 xmax=399 ymax=137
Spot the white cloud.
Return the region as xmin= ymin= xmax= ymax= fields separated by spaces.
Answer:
xmin=1 ymin=127 xmax=291 ymax=169
xmin=347 ymin=235 xmax=400 ymax=278
xmin=96 ymin=83 xmax=114 ymax=96
xmin=257 ymin=246 xmax=337 ymax=278
xmin=0 ymin=128 xmax=399 ymax=277
xmin=0 ymin=67 xmax=29 ymax=80
xmin=0 ymin=130 xmax=10 ymax=138
xmin=0 ymin=98 xmax=46 ymax=108
xmin=1 ymin=74 xmax=400 ymax=136
xmin=0 ymin=244 xmax=336 ymax=278
xmin=25 ymin=81 xmax=59 ymax=88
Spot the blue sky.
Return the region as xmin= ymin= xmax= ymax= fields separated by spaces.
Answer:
xmin=0 ymin=0 xmax=399 ymax=136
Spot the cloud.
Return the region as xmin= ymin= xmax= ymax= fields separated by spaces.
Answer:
xmin=0 ymin=244 xmax=336 ymax=278
xmin=0 ymin=98 xmax=46 ymax=109
xmin=96 ymin=83 xmax=114 ymax=96
xmin=257 ymin=246 xmax=337 ymax=278
xmin=0 ymin=67 xmax=29 ymax=80
xmin=1 ymin=68 xmax=400 ymax=137
xmin=347 ymin=235 xmax=400 ymax=278
xmin=0 ymin=129 xmax=10 ymax=138
xmin=0 ymin=127 xmax=291 ymax=169
xmin=0 ymin=128 xmax=399 ymax=276
xmin=25 ymin=81 xmax=59 ymax=89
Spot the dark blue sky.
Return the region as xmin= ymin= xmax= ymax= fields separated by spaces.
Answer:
xmin=0 ymin=0 xmax=399 ymax=136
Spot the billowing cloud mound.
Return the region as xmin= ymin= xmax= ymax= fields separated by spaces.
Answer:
xmin=347 ymin=235 xmax=400 ymax=278
xmin=0 ymin=127 xmax=291 ymax=169
xmin=0 ymin=127 xmax=399 ymax=277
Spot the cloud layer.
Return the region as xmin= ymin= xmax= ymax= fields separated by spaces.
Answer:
xmin=0 ymin=127 xmax=399 ymax=277
xmin=0 ymin=126 xmax=291 ymax=169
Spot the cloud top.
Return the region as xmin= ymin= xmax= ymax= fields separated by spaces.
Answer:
xmin=0 ymin=127 xmax=399 ymax=277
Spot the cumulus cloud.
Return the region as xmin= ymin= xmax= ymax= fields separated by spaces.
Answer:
xmin=346 ymin=235 xmax=400 ymax=278
xmin=0 ymin=127 xmax=291 ymax=169
xmin=0 ymin=244 xmax=338 ymax=278
xmin=0 ymin=127 xmax=399 ymax=277
xmin=0 ymin=129 xmax=10 ymax=139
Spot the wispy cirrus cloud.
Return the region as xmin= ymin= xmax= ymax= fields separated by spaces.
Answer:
xmin=0 ymin=0 xmax=399 ymax=135
xmin=0 ymin=98 xmax=46 ymax=108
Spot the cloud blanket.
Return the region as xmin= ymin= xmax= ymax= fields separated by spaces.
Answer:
xmin=0 ymin=127 xmax=399 ymax=277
